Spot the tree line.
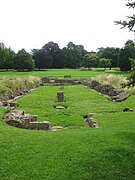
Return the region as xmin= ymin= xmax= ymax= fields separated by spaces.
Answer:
xmin=0 ymin=0 xmax=135 ymax=73
xmin=0 ymin=40 xmax=135 ymax=71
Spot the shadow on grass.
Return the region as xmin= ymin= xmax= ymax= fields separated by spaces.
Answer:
xmin=115 ymin=131 xmax=135 ymax=144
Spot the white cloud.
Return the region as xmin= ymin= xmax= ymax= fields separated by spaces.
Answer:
xmin=0 ymin=0 xmax=134 ymax=52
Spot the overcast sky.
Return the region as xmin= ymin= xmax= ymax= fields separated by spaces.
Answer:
xmin=0 ymin=0 xmax=134 ymax=52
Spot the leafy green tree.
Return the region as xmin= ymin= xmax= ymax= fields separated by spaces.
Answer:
xmin=14 ymin=49 xmax=35 ymax=71
xmin=0 ymin=43 xmax=8 ymax=69
xmin=42 ymin=42 xmax=64 ymax=68
xmin=82 ymin=54 xmax=98 ymax=68
xmin=119 ymin=40 xmax=135 ymax=71
xmin=32 ymin=42 xmax=64 ymax=69
xmin=62 ymin=42 xmax=87 ymax=68
xmin=130 ymin=58 xmax=135 ymax=69
xmin=98 ymin=58 xmax=111 ymax=69
xmin=31 ymin=48 xmax=52 ymax=70
xmin=115 ymin=0 xmax=135 ymax=32
xmin=126 ymin=58 xmax=135 ymax=86
xmin=3 ymin=48 xmax=16 ymax=70
xmin=97 ymin=47 xmax=120 ymax=68
xmin=0 ymin=43 xmax=16 ymax=70
xmin=116 ymin=0 xmax=135 ymax=85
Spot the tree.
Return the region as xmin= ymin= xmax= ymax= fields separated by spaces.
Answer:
xmin=42 ymin=42 xmax=64 ymax=68
xmin=82 ymin=54 xmax=98 ymax=68
xmin=97 ymin=47 xmax=120 ymax=68
xmin=126 ymin=58 xmax=135 ymax=86
xmin=119 ymin=40 xmax=135 ymax=71
xmin=0 ymin=43 xmax=8 ymax=69
xmin=32 ymin=41 xmax=64 ymax=69
xmin=130 ymin=57 xmax=135 ymax=69
xmin=62 ymin=42 xmax=87 ymax=68
xmin=115 ymin=0 xmax=135 ymax=32
xmin=98 ymin=58 xmax=111 ymax=69
xmin=116 ymin=0 xmax=135 ymax=85
xmin=3 ymin=48 xmax=16 ymax=70
xmin=14 ymin=49 xmax=35 ymax=71
xmin=0 ymin=43 xmax=16 ymax=70
xmin=32 ymin=48 xmax=53 ymax=70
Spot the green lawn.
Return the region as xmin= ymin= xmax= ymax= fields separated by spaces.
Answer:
xmin=0 ymin=68 xmax=128 ymax=79
xmin=0 ymin=81 xmax=135 ymax=179
xmin=17 ymin=85 xmax=135 ymax=127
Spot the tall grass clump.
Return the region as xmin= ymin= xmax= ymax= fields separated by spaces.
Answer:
xmin=91 ymin=74 xmax=128 ymax=89
xmin=0 ymin=76 xmax=41 ymax=100
xmin=124 ymin=86 xmax=135 ymax=95
xmin=91 ymin=74 xmax=135 ymax=94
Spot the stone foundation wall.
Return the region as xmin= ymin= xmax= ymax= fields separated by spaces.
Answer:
xmin=41 ymin=77 xmax=130 ymax=102
xmin=4 ymin=110 xmax=50 ymax=130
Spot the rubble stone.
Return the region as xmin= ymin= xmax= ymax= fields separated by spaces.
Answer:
xmin=4 ymin=110 xmax=50 ymax=130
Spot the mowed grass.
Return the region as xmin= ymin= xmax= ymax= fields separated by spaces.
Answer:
xmin=17 ymin=85 xmax=135 ymax=127
xmin=0 ymin=68 xmax=128 ymax=79
xmin=0 ymin=84 xmax=135 ymax=179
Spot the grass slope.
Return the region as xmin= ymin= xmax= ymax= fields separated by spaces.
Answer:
xmin=0 ymin=84 xmax=135 ymax=179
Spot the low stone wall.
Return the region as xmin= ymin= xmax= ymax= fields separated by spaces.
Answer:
xmin=41 ymin=77 xmax=130 ymax=102
xmin=0 ymin=101 xmax=18 ymax=109
xmin=4 ymin=110 xmax=50 ymax=130
xmin=81 ymin=80 xmax=130 ymax=102
xmin=41 ymin=77 xmax=81 ymax=85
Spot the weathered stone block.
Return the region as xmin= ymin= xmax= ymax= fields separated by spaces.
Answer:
xmin=12 ymin=110 xmax=25 ymax=116
xmin=38 ymin=121 xmax=50 ymax=130
xmin=29 ymin=122 xmax=39 ymax=129
xmin=55 ymin=106 xmax=65 ymax=109
xmin=23 ymin=118 xmax=31 ymax=128
xmin=9 ymin=102 xmax=18 ymax=108
xmin=2 ymin=101 xmax=9 ymax=106
xmin=30 ymin=115 xmax=38 ymax=122
xmin=57 ymin=91 xmax=64 ymax=102
xmin=29 ymin=121 xmax=50 ymax=130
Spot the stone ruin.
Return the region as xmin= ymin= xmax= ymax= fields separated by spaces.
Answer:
xmin=55 ymin=106 xmax=65 ymax=109
xmin=4 ymin=110 xmax=50 ymax=130
xmin=84 ymin=113 xmax=98 ymax=128
xmin=82 ymin=80 xmax=130 ymax=102
xmin=123 ymin=108 xmax=135 ymax=112
xmin=57 ymin=91 xmax=64 ymax=102
xmin=41 ymin=77 xmax=130 ymax=102
xmin=0 ymin=101 xmax=18 ymax=109
xmin=1 ymin=77 xmax=132 ymax=131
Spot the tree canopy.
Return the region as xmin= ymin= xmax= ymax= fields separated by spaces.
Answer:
xmin=115 ymin=0 xmax=135 ymax=32
xmin=14 ymin=49 xmax=35 ymax=71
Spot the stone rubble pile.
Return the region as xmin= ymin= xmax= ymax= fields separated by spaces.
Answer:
xmin=4 ymin=110 xmax=50 ymax=130
xmin=84 ymin=113 xmax=98 ymax=128
xmin=0 ymin=101 xmax=18 ymax=109
xmin=81 ymin=80 xmax=130 ymax=102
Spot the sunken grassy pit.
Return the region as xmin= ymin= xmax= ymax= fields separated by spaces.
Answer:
xmin=0 ymin=70 xmax=135 ymax=180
